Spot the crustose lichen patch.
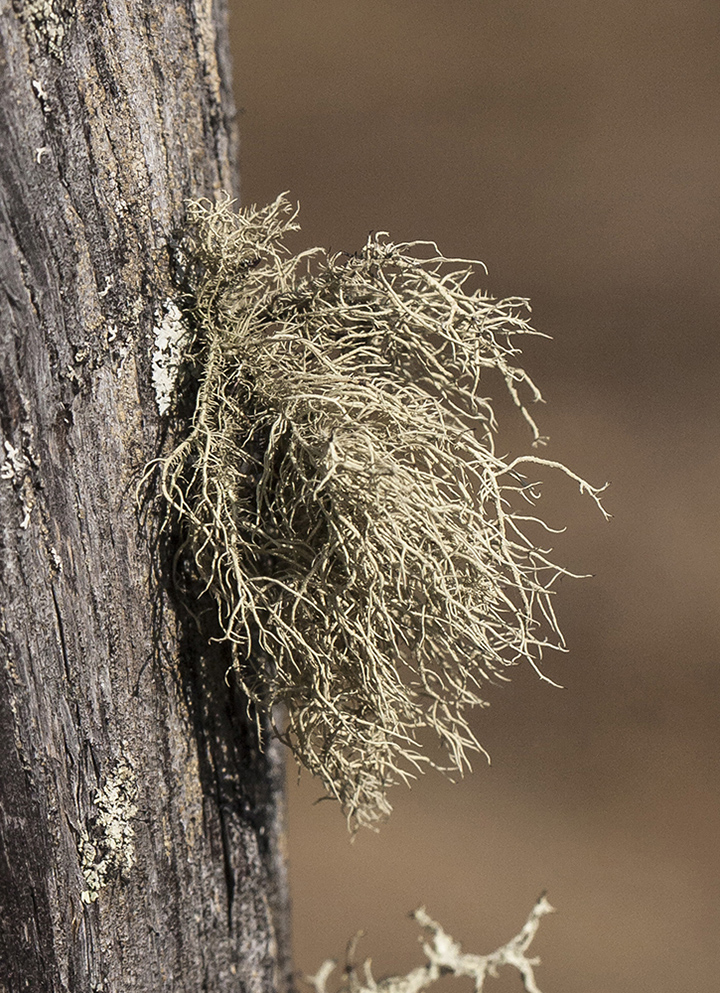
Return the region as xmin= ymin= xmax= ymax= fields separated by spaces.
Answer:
xmin=151 ymin=194 xmax=609 ymax=831
xmin=79 ymin=759 xmax=138 ymax=904
xmin=152 ymin=300 xmax=189 ymax=416
xmin=21 ymin=0 xmax=75 ymax=62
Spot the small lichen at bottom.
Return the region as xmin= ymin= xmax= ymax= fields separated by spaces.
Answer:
xmin=306 ymin=896 xmax=555 ymax=993
xmin=79 ymin=759 xmax=138 ymax=905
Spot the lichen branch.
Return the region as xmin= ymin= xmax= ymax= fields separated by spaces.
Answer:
xmin=305 ymin=896 xmax=555 ymax=993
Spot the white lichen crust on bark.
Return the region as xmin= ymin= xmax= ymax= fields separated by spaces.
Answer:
xmin=152 ymin=300 xmax=190 ymax=415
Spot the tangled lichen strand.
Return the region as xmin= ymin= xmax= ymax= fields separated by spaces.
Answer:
xmin=158 ymin=194 xmax=607 ymax=831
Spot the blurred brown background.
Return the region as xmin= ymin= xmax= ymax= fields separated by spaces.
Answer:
xmin=229 ymin=3 xmax=719 ymax=990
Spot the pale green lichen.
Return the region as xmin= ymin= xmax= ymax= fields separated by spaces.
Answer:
xmin=153 ymin=194 xmax=608 ymax=831
xmin=21 ymin=0 xmax=75 ymax=62
xmin=306 ymin=897 xmax=555 ymax=993
xmin=79 ymin=759 xmax=138 ymax=904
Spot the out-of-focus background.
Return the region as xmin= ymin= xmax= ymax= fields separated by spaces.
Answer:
xmin=229 ymin=3 xmax=719 ymax=990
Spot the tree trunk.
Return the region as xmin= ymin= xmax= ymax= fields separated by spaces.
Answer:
xmin=0 ymin=3 xmax=291 ymax=990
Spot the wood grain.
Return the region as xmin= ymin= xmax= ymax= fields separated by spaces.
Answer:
xmin=0 ymin=3 xmax=290 ymax=990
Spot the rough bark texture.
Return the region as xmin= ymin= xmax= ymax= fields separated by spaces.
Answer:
xmin=0 ymin=3 xmax=292 ymax=991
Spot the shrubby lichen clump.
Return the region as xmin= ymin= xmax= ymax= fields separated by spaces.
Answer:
xmin=157 ymin=194 xmax=607 ymax=831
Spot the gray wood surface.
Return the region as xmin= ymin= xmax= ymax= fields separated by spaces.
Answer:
xmin=0 ymin=3 xmax=291 ymax=990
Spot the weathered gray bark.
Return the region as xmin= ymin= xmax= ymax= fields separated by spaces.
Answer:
xmin=0 ymin=3 xmax=291 ymax=991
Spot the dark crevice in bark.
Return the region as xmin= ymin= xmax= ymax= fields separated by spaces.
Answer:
xmin=50 ymin=582 xmax=73 ymax=685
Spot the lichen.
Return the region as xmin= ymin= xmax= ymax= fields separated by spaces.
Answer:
xmin=0 ymin=440 xmax=27 ymax=481
xmin=21 ymin=0 xmax=75 ymax=62
xmin=307 ymin=897 xmax=555 ymax=993
xmin=1 ymin=438 xmax=35 ymax=529
xmin=151 ymin=300 xmax=190 ymax=416
xmin=79 ymin=758 xmax=138 ymax=904
xmin=152 ymin=194 xmax=608 ymax=831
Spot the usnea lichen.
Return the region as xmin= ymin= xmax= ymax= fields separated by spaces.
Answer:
xmin=306 ymin=897 xmax=555 ymax=993
xmin=154 ymin=194 xmax=607 ymax=831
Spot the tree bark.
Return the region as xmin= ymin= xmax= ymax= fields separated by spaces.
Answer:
xmin=0 ymin=3 xmax=291 ymax=991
